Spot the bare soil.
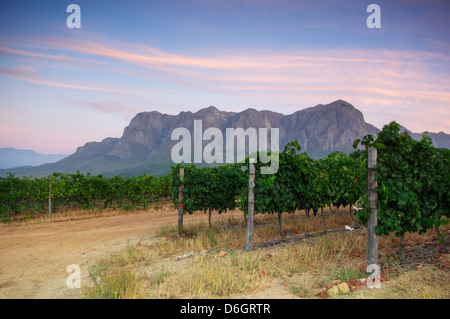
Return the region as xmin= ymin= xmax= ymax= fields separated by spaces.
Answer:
xmin=0 ymin=209 xmax=231 ymax=299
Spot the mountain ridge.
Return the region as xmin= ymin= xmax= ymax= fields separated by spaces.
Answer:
xmin=1 ymin=100 xmax=449 ymax=178
xmin=0 ymin=148 xmax=68 ymax=170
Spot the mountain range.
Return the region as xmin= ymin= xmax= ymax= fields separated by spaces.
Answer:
xmin=0 ymin=148 xmax=68 ymax=170
xmin=1 ymin=100 xmax=449 ymax=178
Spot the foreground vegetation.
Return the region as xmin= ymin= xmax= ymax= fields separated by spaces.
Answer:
xmin=1 ymin=120 xmax=448 ymax=298
xmin=0 ymin=172 xmax=171 ymax=222
xmin=81 ymin=207 xmax=449 ymax=299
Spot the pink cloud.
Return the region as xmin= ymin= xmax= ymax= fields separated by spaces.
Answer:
xmin=0 ymin=64 xmax=143 ymax=94
xmin=0 ymin=46 xmax=95 ymax=64
xmin=2 ymin=35 xmax=449 ymax=134
xmin=58 ymin=97 xmax=142 ymax=117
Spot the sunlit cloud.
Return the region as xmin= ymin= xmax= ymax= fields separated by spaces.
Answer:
xmin=0 ymin=46 xmax=96 ymax=64
xmin=2 ymin=34 xmax=449 ymax=134
xmin=0 ymin=66 xmax=116 ymax=92
xmin=0 ymin=64 xmax=148 ymax=95
xmin=59 ymin=97 xmax=142 ymax=117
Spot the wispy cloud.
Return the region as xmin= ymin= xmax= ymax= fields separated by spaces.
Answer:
xmin=0 ymin=65 xmax=123 ymax=93
xmin=59 ymin=97 xmax=142 ymax=117
xmin=2 ymin=34 xmax=449 ymax=133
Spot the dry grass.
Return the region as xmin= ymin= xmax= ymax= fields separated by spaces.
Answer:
xmin=82 ymin=241 xmax=153 ymax=299
xmin=348 ymin=265 xmax=449 ymax=299
xmin=81 ymin=207 xmax=450 ymax=299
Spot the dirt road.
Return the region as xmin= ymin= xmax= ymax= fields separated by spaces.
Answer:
xmin=0 ymin=209 xmax=223 ymax=299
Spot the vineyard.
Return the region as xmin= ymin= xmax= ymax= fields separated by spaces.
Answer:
xmin=170 ymin=141 xmax=366 ymax=234
xmin=1 ymin=121 xmax=449 ymax=299
xmin=0 ymin=172 xmax=171 ymax=221
xmin=1 ymin=121 xmax=449 ymax=247
xmin=170 ymin=121 xmax=450 ymax=249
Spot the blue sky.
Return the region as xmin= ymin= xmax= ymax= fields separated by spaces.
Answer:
xmin=1 ymin=0 xmax=449 ymax=154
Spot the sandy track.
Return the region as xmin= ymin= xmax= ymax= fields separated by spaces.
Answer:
xmin=0 ymin=209 xmax=223 ymax=299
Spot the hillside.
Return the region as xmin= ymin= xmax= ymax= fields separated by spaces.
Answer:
xmin=1 ymin=100 xmax=449 ymax=177
xmin=0 ymin=148 xmax=68 ymax=170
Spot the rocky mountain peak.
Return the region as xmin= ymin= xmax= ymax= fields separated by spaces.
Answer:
xmin=106 ymin=100 xmax=379 ymax=161
xmin=2 ymin=99 xmax=448 ymax=177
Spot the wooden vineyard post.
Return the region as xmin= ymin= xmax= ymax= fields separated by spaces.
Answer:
xmin=245 ymin=161 xmax=255 ymax=252
xmin=178 ymin=167 xmax=184 ymax=232
xmin=367 ymin=147 xmax=378 ymax=267
xmin=208 ymin=209 xmax=212 ymax=228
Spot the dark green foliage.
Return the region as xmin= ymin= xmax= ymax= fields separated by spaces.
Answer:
xmin=170 ymin=163 xmax=246 ymax=215
xmin=356 ymin=121 xmax=450 ymax=237
xmin=170 ymin=140 xmax=367 ymax=228
xmin=0 ymin=171 xmax=172 ymax=221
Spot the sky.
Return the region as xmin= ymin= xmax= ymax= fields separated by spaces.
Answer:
xmin=0 ymin=0 xmax=449 ymax=155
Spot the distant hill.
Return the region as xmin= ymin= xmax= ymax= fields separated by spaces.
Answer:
xmin=1 ymin=100 xmax=449 ymax=178
xmin=0 ymin=148 xmax=68 ymax=170
xmin=399 ymin=126 xmax=450 ymax=149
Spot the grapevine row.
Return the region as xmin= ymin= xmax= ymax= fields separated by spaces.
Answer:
xmin=356 ymin=122 xmax=450 ymax=240
xmin=0 ymin=171 xmax=171 ymax=221
xmin=171 ymin=122 xmax=449 ymax=242
xmin=170 ymin=140 xmax=367 ymax=228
